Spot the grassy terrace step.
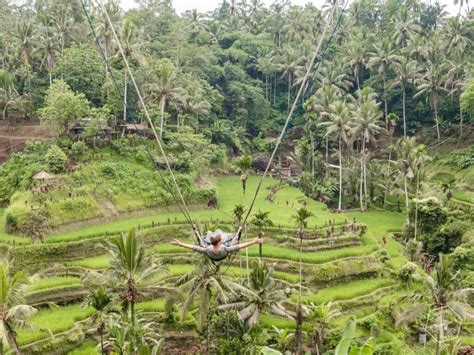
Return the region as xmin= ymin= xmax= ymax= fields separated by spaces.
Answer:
xmin=29 ymin=276 xmax=81 ymax=292
xmin=16 ymin=305 xmax=93 ymax=346
xmin=68 ymin=340 xmax=99 ymax=355
xmin=294 ymin=278 xmax=395 ymax=304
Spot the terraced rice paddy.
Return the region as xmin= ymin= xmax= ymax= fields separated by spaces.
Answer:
xmin=2 ymin=176 xmax=410 ymax=353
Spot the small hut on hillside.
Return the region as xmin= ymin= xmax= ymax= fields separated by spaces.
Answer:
xmin=33 ymin=171 xmax=54 ymax=182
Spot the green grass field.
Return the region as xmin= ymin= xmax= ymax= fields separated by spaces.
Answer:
xmin=29 ymin=276 xmax=82 ymax=292
xmin=16 ymin=305 xmax=93 ymax=345
xmin=297 ymin=278 xmax=395 ymax=303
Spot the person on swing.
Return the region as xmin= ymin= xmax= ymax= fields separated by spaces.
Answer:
xmin=171 ymin=229 xmax=263 ymax=262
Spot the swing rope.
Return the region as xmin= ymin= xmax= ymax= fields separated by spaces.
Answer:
xmin=237 ymin=0 xmax=346 ymax=238
xmin=81 ymin=0 xmax=204 ymax=245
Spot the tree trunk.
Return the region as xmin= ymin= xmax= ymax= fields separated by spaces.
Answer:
xmin=123 ymin=70 xmax=127 ymax=122
xmin=295 ymin=305 xmax=304 ymax=354
xmin=325 ymin=136 xmax=329 ymax=179
xmin=459 ymin=105 xmax=463 ymax=141
xmin=338 ymin=137 xmax=343 ymax=211
xmin=414 ymin=170 xmax=420 ymax=240
xmin=435 ymin=309 xmax=444 ymax=355
xmin=288 ymin=72 xmax=292 ymax=112
xmin=362 ymin=138 xmax=368 ymax=209
xmin=359 ymin=155 xmax=364 ymax=211
xmin=402 ymin=87 xmax=407 ymax=137
xmin=160 ymin=96 xmax=166 ymax=138
xmin=49 ymin=71 xmax=52 ymax=87
xmin=356 ymin=64 xmax=360 ymax=91
xmin=6 ymin=324 xmax=21 ymax=355
xmin=383 ymin=75 xmax=388 ymax=130
xmin=310 ymin=133 xmax=315 ymax=178
xmin=433 ymin=95 xmax=441 ymax=141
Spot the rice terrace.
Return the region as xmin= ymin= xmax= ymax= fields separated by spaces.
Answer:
xmin=0 ymin=0 xmax=473 ymax=354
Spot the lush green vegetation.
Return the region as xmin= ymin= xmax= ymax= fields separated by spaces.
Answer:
xmin=0 ymin=0 xmax=472 ymax=353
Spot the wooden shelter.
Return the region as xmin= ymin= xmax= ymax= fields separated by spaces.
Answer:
xmin=33 ymin=171 xmax=54 ymax=181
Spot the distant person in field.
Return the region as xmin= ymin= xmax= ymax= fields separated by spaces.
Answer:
xmin=241 ymin=173 xmax=248 ymax=195
xmin=172 ymin=229 xmax=263 ymax=262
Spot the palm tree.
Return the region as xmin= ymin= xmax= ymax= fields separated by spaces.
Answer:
xmin=250 ymin=210 xmax=274 ymax=236
xmin=15 ymin=20 xmax=35 ymax=68
xmin=440 ymin=178 xmax=456 ymax=201
xmin=306 ymin=302 xmax=340 ymax=355
xmin=405 ymin=34 xmax=428 ymax=62
xmin=442 ymin=17 xmax=471 ymax=54
xmin=145 ymin=59 xmax=186 ymax=137
xmin=304 ymin=112 xmax=319 ymax=178
xmin=396 ymin=255 xmax=474 ymax=355
xmin=278 ymin=46 xmax=302 ymax=111
xmin=367 ymin=39 xmax=400 ymax=128
xmin=177 ymin=258 xmax=248 ymax=351
xmin=0 ymin=70 xmax=28 ymax=153
xmin=0 ymin=260 xmax=37 ymax=354
xmin=344 ymin=29 xmax=369 ymax=90
xmin=389 ymin=57 xmax=418 ymax=137
xmin=38 ymin=17 xmax=60 ymax=87
xmin=444 ymin=50 xmax=467 ymax=139
xmin=308 ymin=85 xmax=341 ymax=175
xmin=292 ymin=206 xmax=314 ymax=353
xmin=351 ymin=89 xmax=384 ymax=210
xmin=251 ymin=210 xmax=274 ymax=257
xmin=292 ymin=207 xmax=314 ymax=240
xmin=86 ymin=287 xmax=113 ymax=355
xmin=415 ymin=59 xmax=448 ymax=141
xmin=395 ymin=137 xmax=418 ymax=212
xmin=219 ymin=259 xmax=292 ymax=327
xmin=51 ymin=3 xmax=75 ymax=56
xmin=319 ymin=100 xmax=352 ymax=211
xmin=107 ymin=228 xmax=162 ymax=337
xmin=392 ymin=9 xmax=420 ymax=48
xmin=232 ymin=204 xmax=246 ymax=228
xmin=118 ymin=18 xmax=147 ymax=122
xmin=95 ymin=0 xmax=121 ymax=72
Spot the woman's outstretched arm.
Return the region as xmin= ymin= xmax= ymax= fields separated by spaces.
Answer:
xmin=226 ymin=237 xmax=263 ymax=252
xmin=171 ymin=239 xmax=206 ymax=252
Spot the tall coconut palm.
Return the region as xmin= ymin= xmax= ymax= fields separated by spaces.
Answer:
xmin=351 ymin=89 xmax=384 ymax=210
xmin=414 ymin=59 xmax=448 ymax=142
xmin=119 ymin=18 xmax=147 ymax=122
xmin=0 ymin=260 xmax=37 ymax=354
xmin=395 ymin=137 xmax=419 ymax=217
xmin=278 ymin=46 xmax=303 ymax=111
xmin=107 ymin=228 xmax=163 ymax=337
xmin=15 ymin=19 xmax=35 ymax=67
xmin=367 ymin=39 xmax=400 ymax=128
xmin=51 ymin=4 xmax=75 ymax=56
xmin=307 ymin=84 xmax=341 ymax=176
xmin=145 ymin=59 xmax=186 ymax=137
xmin=95 ymin=0 xmax=121 ymax=73
xmin=389 ymin=57 xmax=418 ymax=137
xmin=304 ymin=112 xmax=320 ymax=178
xmin=319 ymin=100 xmax=352 ymax=211
xmin=392 ymin=9 xmax=420 ymax=48
xmin=38 ymin=16 xmax=60 ymax=87
xmin=396 ymin=255 xmax=474 ymax=355
xmin=442 ymin=17 xmax=471 ymax=54
xmin=344 ymin=29 xmax=369 ymax=90
xmin=218 ymin=259 xmax=292 ymax=327
xmin=444 ymin=50 xmax=467 ymax=139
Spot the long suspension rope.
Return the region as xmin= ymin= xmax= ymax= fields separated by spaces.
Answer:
xmin=82 ymin=0 xmax=206 ymax=244
xmin=238 ymin=1 xmax=347 ymax=234
xmin=96 ymin=0 xmax=195 ymax=227
xmin=80 ymin=1 xmax=200 ymax=238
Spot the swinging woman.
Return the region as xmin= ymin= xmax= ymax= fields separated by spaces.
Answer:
xmin=172 ymin=229 xmax=263 ymax=262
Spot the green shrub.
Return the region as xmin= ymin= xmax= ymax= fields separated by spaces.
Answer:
xmin=45 ymin=145 xmax=67 ymax=173
xmin=71 ymin=141 xmax=87 ymax=157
